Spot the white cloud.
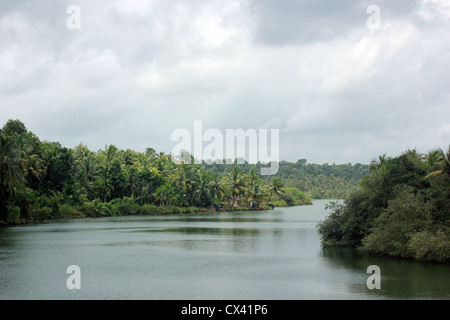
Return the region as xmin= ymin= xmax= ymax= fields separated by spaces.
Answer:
xmin=1 ymin=0 xmax=449 ymax=164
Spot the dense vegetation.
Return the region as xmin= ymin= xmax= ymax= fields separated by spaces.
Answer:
xmin=204 ymin=160 xmax=369 ymax=199
xmin=318 ymin=148 xmax=450 ymax=263
xmin=1 ymin=119 xmax=319 ymax=225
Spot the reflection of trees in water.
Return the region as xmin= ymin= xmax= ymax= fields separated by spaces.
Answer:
xmin=171 ymin=227 xmax=261 ymax=253
xmin=321 ymin=247 xmax=450 ymax=299
xmin=0 ymin=228 xmax=17 ymax=249
xmin=158 ymin=217 xmax=282 ymax=223
xmin=167 ymin=227 xmax=260 ymax=236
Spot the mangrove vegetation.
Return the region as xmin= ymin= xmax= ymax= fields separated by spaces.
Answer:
xmin=317 ymin=148 xmax=450 ymax=263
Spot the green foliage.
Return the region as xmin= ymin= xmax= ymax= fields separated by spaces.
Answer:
xmin=408 ymin=229 xmax=450 ymax=263
xmin=79 ymin=200 xmax=111 ymax=218
xmin=138 ymin=203 xmax=160 ymax=215
xmin=359 ymin=187 xmax=433 ymax=258
xmin=204 ymin=160 xmax=369 ymax=199
xmin=281 ymin=187 xmax=312 ymax=205
xmin=2 ymin=119 xmax=27 ymax=136
xmin=0 ymin=118 xmax=334 ymax=225
xmin=29 ymin=206 xmax=52 ymax=222
xmin=318 ymin=147 xmax=450 ymax=263
xmin=57 ymin=204 xmax=83 ymax=219
xmin=5 ymin=205 xmax=21 ymax=224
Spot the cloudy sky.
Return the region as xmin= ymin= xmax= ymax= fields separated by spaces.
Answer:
xmin=1 ymin=0 xmax=449 ymax=164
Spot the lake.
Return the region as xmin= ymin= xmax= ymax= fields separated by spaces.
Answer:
xmin=0 ymin=199 xmax=448 ymax=300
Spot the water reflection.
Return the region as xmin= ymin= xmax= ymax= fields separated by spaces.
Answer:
xmin=121 ymin=226 xmax=262 ymax=253
xmin=1 ymin=201 xmax=449 ymax=300
xmin=321 ymin=247 xmax=450 ymax=299
xmin=147 ymin=226 xmax=260 ymax=236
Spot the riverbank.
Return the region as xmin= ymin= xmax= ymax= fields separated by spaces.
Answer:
xmin=0 ymin=199 xmax=314 ymax=226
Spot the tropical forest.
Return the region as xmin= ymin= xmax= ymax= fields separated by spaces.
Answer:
xmin=1 ymin=118 xmax=358 ymax=224
xmin=1 ymin=119 xmax=449 ymax=264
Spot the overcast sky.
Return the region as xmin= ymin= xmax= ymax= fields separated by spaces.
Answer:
xmin=1 ymin=0 xmax=449 ymax=164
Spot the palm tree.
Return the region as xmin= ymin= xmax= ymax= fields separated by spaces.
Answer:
xmin=156 ymin=152 xmax=168 ymax=174
xmin=154 ymin=183 xmax=175 ymax=206
xmin=425 ymin=149 xmax=444 ymax=169
xmin=248 ymin=179 xmax=268 ymax=208
xmin=425 ymin=146 xmax=450 ymax=184
xmin=175 ymin=164 xmax=198 ymax=206
xmin=247 ymin=167 xmax=259 ymax=186
xmin=225 ymin=166 xmax=247 ymax=208
xmin=23 ymin=154 xmax=46 ymax=185
xmin=404 ymin=148 xmax=424 ymax=162
xmin=41 ymin=146 xmax=57 ymax=171
xmin=0 ymin=135 xmax=23 ymax=217
xmin=268 ymin=177 xmax=284 ymax=202
xmin=209 ymin=173 xmax=224 ymax=205
xmin=192 ymin=170 xmax=213 ymax=207
xmin=369 ymin=154 xmax=388 ymax=173
xmin=75 ymin=154 xmax=99 ymax=200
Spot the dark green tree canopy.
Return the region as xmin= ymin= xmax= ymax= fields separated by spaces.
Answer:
xmin=2 ymin=119 xmax=27 ymax=136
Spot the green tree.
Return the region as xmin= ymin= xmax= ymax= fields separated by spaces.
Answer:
xmin=425 ymin=146 xmax=450 ymax=184
xmin=225 ymin=166 xmax=247 ymax=208
xmin=268 ymin=177 xmax=284 ymax=202
xmin=0 ymin=135 xmax=23 ymax=220
xmin=2 ymin=119 xmax=27 ymax=136
xmin=248 ymin=179 xmax=268 ymax=208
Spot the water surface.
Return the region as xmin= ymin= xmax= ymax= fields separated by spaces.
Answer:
xmin=0 ymin=200 xmax=448 ymax=299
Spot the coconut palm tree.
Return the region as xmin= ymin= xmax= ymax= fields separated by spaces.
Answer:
xmin=209 ymin=173 xmax=224 ymax=205
xmin=225 ymin=166 xmax=247 ymax=208
xmin=425 ymin=146 xmax=450 ymax=184
xmin=0 ymin=135 xmax=22 ymax=201
xmin=369 ymin=154 xmax=388 ymax=173
xmin=425 ymin=148 xmax=444 ymax=169
xmin=192 ymin=170 xmax=213 ymax=207
xmin=23 ymin=154 xmax=46 ymax=186
xmin=0 ymin=135 xmax=23 ymax=220
xmin=248 ymin=179 xmax=268 ymax=208
xmin=268 ymin=177 xmax=284 ymax=202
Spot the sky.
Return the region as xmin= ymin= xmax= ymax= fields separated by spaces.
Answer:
xmin=1 ymin=0 xmax=449 ymax=165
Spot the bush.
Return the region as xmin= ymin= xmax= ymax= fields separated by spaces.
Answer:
xmin=316 ymin=201 xmax=347 ymax=247
xmin=409 ymin=230 xmax=450 ymax=263
xmin=6 ymin=205 xmax=21 ymax=224
xmin=171 ymin=206 xmax=182 ymax=214
xmin=107 ymin=197 xmax=141 ymax=216
xmin=56 ymin=204 xmax=83 ymax=219
xmin=29 ymin=206 xmax=52 ymax=222
xmin=183 ymin=206 xmax=200 ymax=214
xmin=139 ymin=204 xmax=159 ymax=215
xmin=318 ymin=149 xmax=450 ymax=263
xmin=79 ymin=200 xmax=111 ymax=218
xmin=281 ymin=187 xmax=313 ymax=206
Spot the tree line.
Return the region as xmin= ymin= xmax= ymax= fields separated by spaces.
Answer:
xmin=204 ymin=160 xmax=369 ymax=199
xmin=0 ymin=119 xmax=315 ymax=224
xmin=317 ymin=147 xmax=450 ymax=263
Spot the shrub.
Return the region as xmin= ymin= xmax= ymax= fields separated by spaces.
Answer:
xmin=6 ymin=205 xmax=21 ymax=224
xmin=183 ymin=206 xmax=200 ymax=214
xmin=171 ymin=206 xmax=182 ymax=214
xmin=56 ymin=204 xmax=83 ymax=219
xmin=139 ymin=204 xmax=159 ymax=215
xmin=409 ymin=230 xmax=450 ymax=263
xmin=358 ymin=187 xmax=433 ymax=259
xmin=79 ymin=200 xmax=111 ymax=218
xmin=29 ymin=206 xmax=52 ymax=222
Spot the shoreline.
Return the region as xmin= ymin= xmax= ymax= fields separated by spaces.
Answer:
xmin=0 ymin=201 xmax=314 ymax=226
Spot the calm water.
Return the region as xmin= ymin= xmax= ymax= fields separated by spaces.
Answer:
xmin=0 ymin=199 xmax=448 ymax=300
